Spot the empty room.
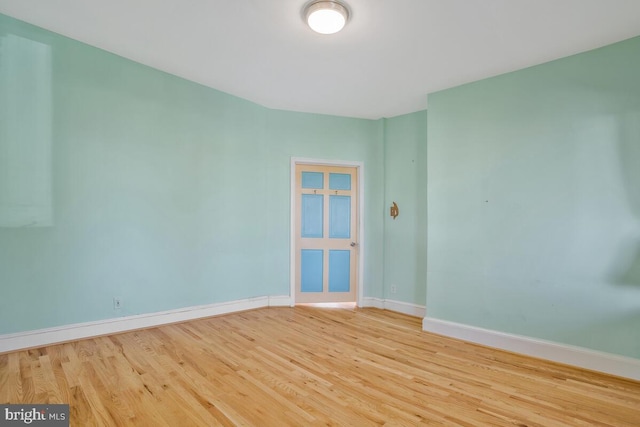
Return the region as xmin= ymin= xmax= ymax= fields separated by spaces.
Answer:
xmin=1 ymin=0 xmax=640 ymax=425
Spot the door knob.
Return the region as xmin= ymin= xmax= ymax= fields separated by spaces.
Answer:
xmin=350 ymin=242 xmax=358 ymax=247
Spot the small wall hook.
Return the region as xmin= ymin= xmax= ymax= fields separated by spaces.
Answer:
xmin=390 ymin=202 xmax=399 ymax=220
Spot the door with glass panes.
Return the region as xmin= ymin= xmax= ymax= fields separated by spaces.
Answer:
xmin=295 ymin=164 xmax=358 ymax=303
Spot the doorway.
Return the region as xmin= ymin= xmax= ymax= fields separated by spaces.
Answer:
xmin=290 ymin=159 xmax=363 ymax=305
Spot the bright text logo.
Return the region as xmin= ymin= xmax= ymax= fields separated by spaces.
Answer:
xmin=0 ymin=405 xmax=68 ymax=426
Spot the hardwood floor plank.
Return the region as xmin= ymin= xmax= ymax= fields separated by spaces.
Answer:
xmin=75 ymin=363 xmax=120 ymax=426
xmin=0 ymin=354 xmax=8 ymax=403
xmin=2 ymin=306 xmax=639 ymax=426
xmin=16 ymin=352 xmax=35 ymax=403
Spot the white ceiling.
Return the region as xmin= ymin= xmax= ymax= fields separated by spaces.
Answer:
xmin=1 ymin=0 xmax=640 ymax=119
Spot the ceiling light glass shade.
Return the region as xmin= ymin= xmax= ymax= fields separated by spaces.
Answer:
xmin=305 ymin=1 xmax=349 ymax=35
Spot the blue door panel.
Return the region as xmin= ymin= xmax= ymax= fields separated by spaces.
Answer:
xmin=329 ymin=173 xmax=351 ymax=190
xmin=329 ymin=250 xmax=350 ymax=292
xmin=301 ymin=250 xmax=323 ymax=292
xmin=329 ymin=195 xmax=350 ymax=238
xmin=302 ymin=172 xmax=324 ymax=189
xmin=302 ymin=194 xmax=323 ymax=238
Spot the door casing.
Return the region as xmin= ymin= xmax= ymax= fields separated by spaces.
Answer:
xmin=290 ymin=157 xmax=364 ymax=306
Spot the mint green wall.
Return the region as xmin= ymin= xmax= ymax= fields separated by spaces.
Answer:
xmin=265 ymin=110 xmax=385 ymax=298
xmin=0 ymin=14 xmax=384 ymax=334
xmin=427 ymin=36 xmax=640 ymax=359
xmin=383 ymin=111 xmax=427 ymax=304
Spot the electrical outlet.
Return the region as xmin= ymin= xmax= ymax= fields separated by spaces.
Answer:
xmin=113 ymin=297 xmax=122 ymax=310
xmin=390 ymin=285 xmax=397 ymax=294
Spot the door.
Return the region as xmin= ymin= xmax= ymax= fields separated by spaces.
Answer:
xmin=295 ymin=164 xmax=358 ymax=303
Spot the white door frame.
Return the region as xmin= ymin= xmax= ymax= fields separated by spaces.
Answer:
xmin=290 ymin=157 xmax=365 ymax=307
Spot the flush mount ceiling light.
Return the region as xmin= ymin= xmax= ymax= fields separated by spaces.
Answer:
xmin=304 ymin=0 xmax=350 ymax=35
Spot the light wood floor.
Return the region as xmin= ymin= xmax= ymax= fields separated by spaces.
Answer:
xmin=1 ymin=307 xmax=639 ymax=426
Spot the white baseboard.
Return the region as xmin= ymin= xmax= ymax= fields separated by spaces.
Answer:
xmin=422 ymin=316 xmax=640 ymax=381
xmin=0 ymin=295 xmax=292 ymax=353
xmin=361 ymin=297 xmax=385 ymax=309
xmin=12 ymin=297 xmax=633 ymax=381
xmin=361 ymin=297 xmax=426 ymax=318
xmin=268 ymin=295 xmax=293 ymax=307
